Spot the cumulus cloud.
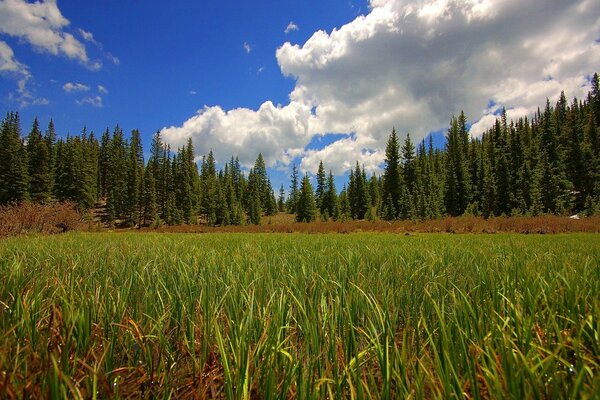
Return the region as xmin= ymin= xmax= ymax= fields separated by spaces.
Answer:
xmin=161 ymin=101 xmax=315 ymax=167
xmin=163 ymin=0 xmax=600 ymax=174
xmin=0 ymin=0 xmax=100 ymax=69
xmin=97 ymin=84 xmax=108 ymax=94
xmin=285 ymin=22 xmax=299 ymax=34
xmin=243 ymin=42 xmax=252 ymax=54
xmin=76 ymin=95 xmax=103 ymax=107
xmin=63 ymin=82 xmax=90 ymax=92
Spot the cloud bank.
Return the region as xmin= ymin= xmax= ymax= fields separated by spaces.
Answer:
xmin=162 ymin=0 xmax=600 ymax=175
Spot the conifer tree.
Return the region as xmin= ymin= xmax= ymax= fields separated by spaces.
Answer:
xmin=27 ymin=118 xmax=52 ymax=203
xmin=315 ymin=161 xmax=326 ymax=210
xmin=0 ymin=112 xmax=29 ymax=204
xmin=142 ymin=163 xmax=158 ymax=226
xmin=126 ymin=129 xmax=144 ymax=225
xmin=278 ymin=184 xmax=286 ymax=212
xmin=296 ymin=173 xmax=316 ymax=222
xmin=321 ymin=170 xmax=339 ymax=219
xmin=287 ymin=164 xmax=299 ymax=213
xmin=381 ymin=128 xmax=402 ymax=219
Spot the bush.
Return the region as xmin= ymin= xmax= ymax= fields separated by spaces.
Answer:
xmin=0 ymin=202 xmax=82 ymax=237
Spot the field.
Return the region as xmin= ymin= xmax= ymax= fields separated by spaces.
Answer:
xmin=0 ymin=233 xmax=598 ymax=399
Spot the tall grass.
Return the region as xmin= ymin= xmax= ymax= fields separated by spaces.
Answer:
xmin=0 ymin=233 xmax=598 ymax=398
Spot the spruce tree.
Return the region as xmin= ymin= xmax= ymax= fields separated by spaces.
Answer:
xmin=27 ymin=118 xmax=52 ymax=203
xmin=315 ymin=161 xmax=326 ymax=210
xmin=142 ymin=163 xmax=158 ymax=226
xmin=278 ymin=184 xmax=286 ymax=212
xmin=0 ymin=112 xmax=29 ymax=204
xmin=287 ymin=164 xmax=299 ymax=213
xmin=381 ymin=128 xmax=402 ymax=219
xmin=296 ymin=173 xmax=316 ymax=222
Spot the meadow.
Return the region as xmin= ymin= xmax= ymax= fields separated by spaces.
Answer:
xmin=0 ymin=232 xmax=598 ymax=399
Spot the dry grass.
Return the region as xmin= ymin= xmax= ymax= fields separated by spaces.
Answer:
xmin=0 ymin=202 xmax=83 ymax=237
xmin=142 ymin=213 xmax=600 ymax=234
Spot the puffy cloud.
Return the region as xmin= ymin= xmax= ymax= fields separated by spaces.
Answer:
xmin=0 ymin=0 xmax=99 ymax=68
xmin=285 ymin=22 xmax=299 ymax=34
xmin=164 ymin=0 xmax=600 ymax=174
xmin=63 ymin=82 xmax=90 ymax=92
xmin=97 ymin=84 xmax=108 ymax=94
xmin=161 ymin=101 xmax=316 ymax=167
xmin=76 ymin=95 xmax=103 ymax=107
xmin=243 ymin=42 xmax=252 ymax=54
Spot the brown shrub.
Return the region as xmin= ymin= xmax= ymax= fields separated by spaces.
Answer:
xmin=0 ymin=202 xmax=83 ymax=237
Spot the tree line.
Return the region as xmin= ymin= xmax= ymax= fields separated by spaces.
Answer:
xmin=1 ymin=74 xmax=599 ymax=225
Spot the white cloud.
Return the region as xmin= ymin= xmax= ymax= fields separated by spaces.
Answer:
xmin=76 ymin=95 xmax=103 ymax=107
xmin=97 ymin=84 xmax=108 ymax=94
xmin=0 ymin=0 xmax=100 ymax=69
xmin=163 ymin=0 xmax=600 ymax=174
xmin=243 ymin=42 xmax=252 ymax=54
xmin=285 ymin=22 xmax=299 ymax=34
xmin=0 ymin=40 xmax=26 ymax=74
xmin=162 ymin=101 xmax=315 ymax=168
xmin=0 ymin=40 xmax=48 ymax=107
xmin=63 ymin=82 xmax=90 ymax=92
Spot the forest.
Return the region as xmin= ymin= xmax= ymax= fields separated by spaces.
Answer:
xmin=1 ymin=73 xmax=599 ymax=227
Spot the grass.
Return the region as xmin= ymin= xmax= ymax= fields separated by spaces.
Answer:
xmin=0 ymin=232 xmax=598 ymax=398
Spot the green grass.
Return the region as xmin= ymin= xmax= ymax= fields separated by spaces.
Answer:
xmin=0 ymin=232 xmax=598 ymax=399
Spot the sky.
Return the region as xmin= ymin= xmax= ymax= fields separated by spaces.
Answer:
xmin=1 ymin=0 xmax=599 ymax=191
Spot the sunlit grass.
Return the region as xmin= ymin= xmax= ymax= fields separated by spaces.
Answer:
xmin=0 ymin=232 xmax=598 ymax=398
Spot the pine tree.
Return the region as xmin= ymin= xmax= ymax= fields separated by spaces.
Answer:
xmin=321 ymin=170 xmax=339 ymax=219
xmin=27 ymin=118 xmax=52 ymax=203
xmin=126 ymin=129 xmax=144 ymax=225
xmin=106 ymin=125 xmax=128 ymax=221
xmin=296 ymin=173 xmax=316 ymax=222
xmin=278 ymin=184 xmax=286 ymax=212
xmin=44 ymin=119 xmax=57 ymax=194
xmin=98 ymin=128 xmax=111 ymax=200
xmin=0 ymin=112 xmax=29 ymax=204
xmin=287 ymin=164 xmax=299 ymax=213
xmin=201 ymin=150 xmax=218 ymax=225
xmin=315 ymin=160 xmax=326 ymax=210
xmin=142 ymin=164 xmax=158 ymax=226
xmin=381 ymin=128 xmax=402 ymax=219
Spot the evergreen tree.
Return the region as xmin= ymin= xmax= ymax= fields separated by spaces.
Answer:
xmin=381 ymin=128 xmax=402 ymax=219
xmin=278 ymin=184 xmax=286 ymax=212
xmin=315 ymin=160 xmax=326 ymax=210
xmin=27 ymin=118 xmax=52 ymax=203
xmin=296 ymin=173 xmax=317 ymax=222
xmin=142 ymin=164 xmax=158 ymax=226
xmin=126 ymin=129 xmax=144 ymax=225
xmin=287 ymin=164 xmax=299 ymax=213
xmin=201 ymin=150 xmax=218 ymax=225
xmin=321 ymin=170 xmax=339 ymax=220
xmin=0 ymin=112 xmax=29 ymax=204
xmin=44 ymin=119 xmax=57 ymax=194
xmin=106 ymin=125 xmax=128 ymax=221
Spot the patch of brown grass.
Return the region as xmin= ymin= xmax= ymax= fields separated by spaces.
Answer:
xmin=0 ymin=202 xmax=83 ymax=237
xmin=139 ymin=213 xmax=600 ymax=234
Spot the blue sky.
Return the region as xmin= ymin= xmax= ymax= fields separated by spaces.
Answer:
xmin=1 ymin=0 xmax=366 ymax=139
xmin=1 ymin=0 xmax=599 ymax=192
